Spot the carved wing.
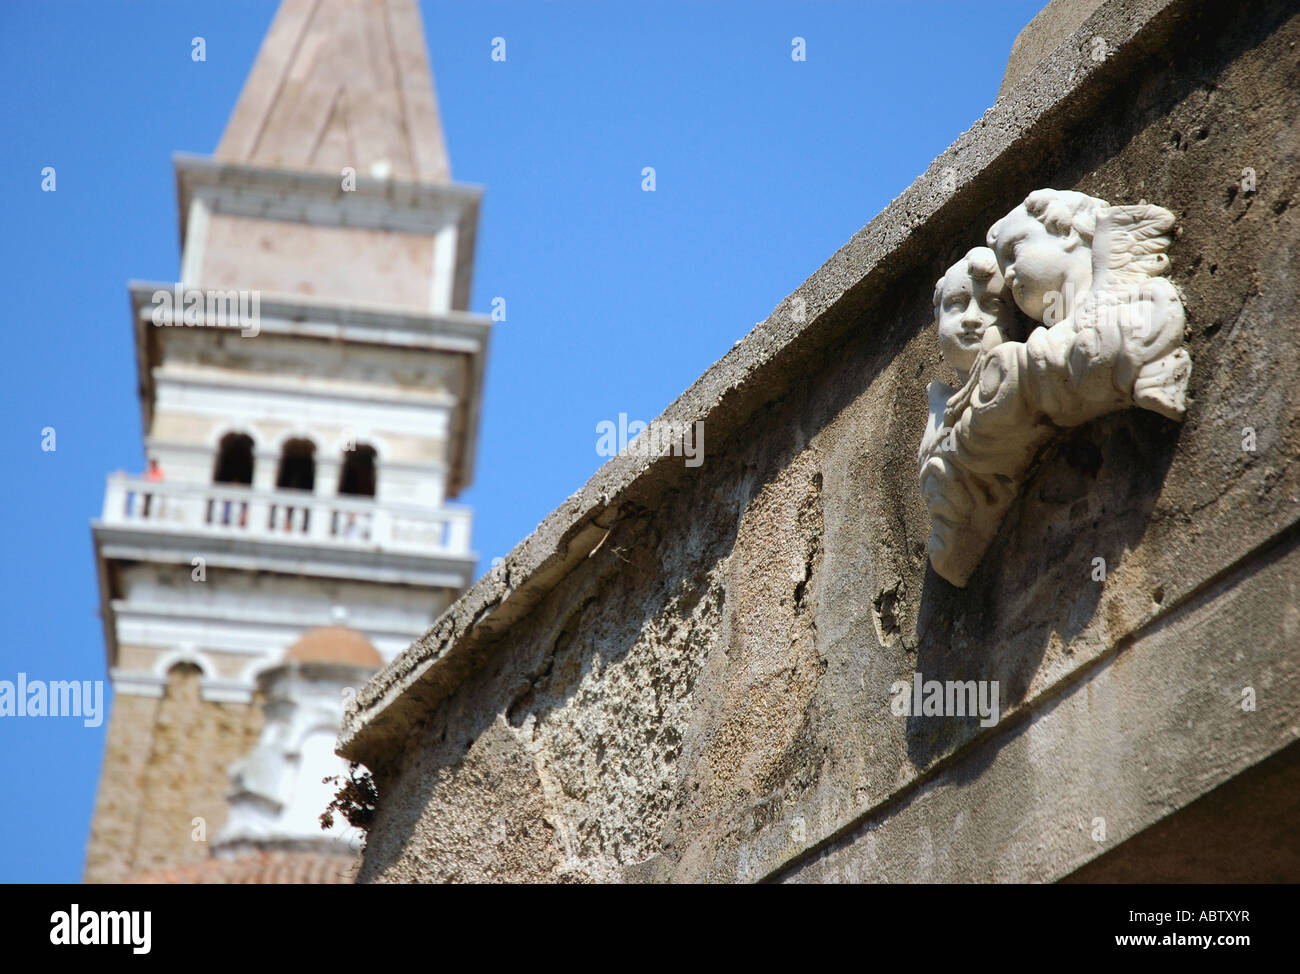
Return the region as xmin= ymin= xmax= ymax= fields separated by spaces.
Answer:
xmin=1091 ymin=203 xmax=1176 ymax=289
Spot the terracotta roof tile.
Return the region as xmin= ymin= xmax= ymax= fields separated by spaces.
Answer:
xmin=125 ymin=851 xmax=359 ymax=885
xmin=284 ymin=626 xmax=382 ymax=667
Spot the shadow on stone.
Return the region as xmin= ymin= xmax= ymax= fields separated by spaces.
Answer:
xmin=908 ymin=407 xmax=1182 ymax=769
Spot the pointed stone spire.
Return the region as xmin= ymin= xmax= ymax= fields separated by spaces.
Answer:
xmin=215 ymin=0 xmax=451 ymax=184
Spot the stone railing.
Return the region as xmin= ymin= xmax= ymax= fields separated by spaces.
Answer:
xmin=100 ymin=474 xmax=472 ymax=556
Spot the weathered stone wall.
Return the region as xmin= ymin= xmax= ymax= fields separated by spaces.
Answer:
xmin=342 ymin=0 xmax=1300 ymax=883
xmin=85 ymin=666 xmax=262 ymax=883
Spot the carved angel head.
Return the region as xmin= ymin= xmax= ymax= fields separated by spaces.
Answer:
xmin=987 ymin=189 xmax=1108 ymax=322
xmin=932 ymin=247 xmax=1018 ymax=376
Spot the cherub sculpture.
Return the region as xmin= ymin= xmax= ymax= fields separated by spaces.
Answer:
xmin=917 ymin=247 xmax=1025 ymax=585
xmin=919 ymin=189 xmax=1191 ymax=586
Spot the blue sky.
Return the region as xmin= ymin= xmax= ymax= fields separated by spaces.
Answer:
xmin=0 ymin=0 xmax=1043 ymax=882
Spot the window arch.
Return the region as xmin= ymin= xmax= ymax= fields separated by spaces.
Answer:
xmin=338 ymin=444 xmax=377 ymax=497
xmin=213 ymin=432 xmax=254 ymax=485
xmin=153 ymin=648 xmax=217 ymax=681
xmin=276 ymin=438 xmax=316 ymax=492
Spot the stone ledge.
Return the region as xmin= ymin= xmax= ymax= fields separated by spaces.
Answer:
xmin=999 ymin=0 xmax=1107 ymax=99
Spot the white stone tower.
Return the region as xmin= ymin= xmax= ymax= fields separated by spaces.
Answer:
xmin=85 ymin=0 xmax=489 ymax=883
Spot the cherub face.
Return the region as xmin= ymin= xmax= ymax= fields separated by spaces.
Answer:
xmin=990 ymin=209 xmax=1077 ymax=322
xmin=936 ymin=257 xmax=1015 ymax=374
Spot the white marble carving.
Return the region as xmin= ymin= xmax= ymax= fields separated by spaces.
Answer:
xmin=217 ymin=660 xmax=371 ymax=852
xmin=918 ymin=189 xmax=1191 ymax=586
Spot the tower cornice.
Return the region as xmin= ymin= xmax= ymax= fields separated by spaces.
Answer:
xmin=173 ymin=153 xmax=483 ymax=244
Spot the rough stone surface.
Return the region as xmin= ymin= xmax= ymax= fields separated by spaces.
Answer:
xmin=342 ymin=0 xmax=1300 ymax=883
xmin=999 ymin=0 xmax=1108 ymax=98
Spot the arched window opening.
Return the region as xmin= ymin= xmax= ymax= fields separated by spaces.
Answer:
xmin=162 ymin=661 xmax=204 ymax=703
xmin=276 ymin=438 xmax=316 ymax=492
xmin=210 ymin=432 xmax=254 ymax=527
xmin=338 ymin=444 xmax=377 ymax=498
xmin=213 ymin=433 xmax=254 ymax=485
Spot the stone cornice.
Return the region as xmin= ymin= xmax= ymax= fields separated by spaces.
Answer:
xmin=173 ymin=153 xmax=482 ymax=242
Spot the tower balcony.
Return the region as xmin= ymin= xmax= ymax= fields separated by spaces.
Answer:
xmin=93 ymin=473 xmax=476 ymax=590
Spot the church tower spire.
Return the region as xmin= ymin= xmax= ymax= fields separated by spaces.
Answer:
xmin=215 ymin=0 xmax=451 ymax=184
xmin=85 ymin=0 xmax=490 ymax=884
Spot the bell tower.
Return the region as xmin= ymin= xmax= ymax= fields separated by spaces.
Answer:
xmin=85 ymin=0 xmax=489 ymax=883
